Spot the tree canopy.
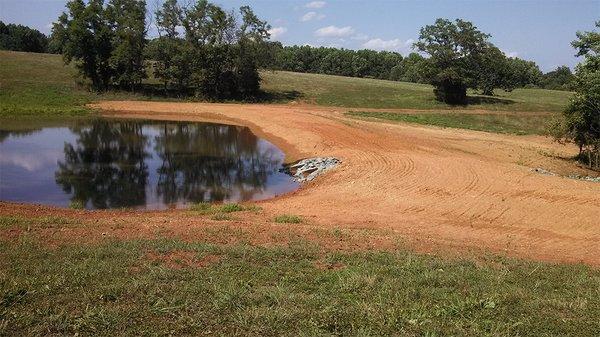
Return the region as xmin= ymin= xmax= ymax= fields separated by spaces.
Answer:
xmin=414 ymin=18 xmax=517 ymax=104
xmin=52 ymin=0 xmax=147 ymax=90
xmin=552 ymin=21 xmax=600 ymax=169
xmin=146 ymin=0 xmax=271 ymax=98
xmin=0 ymin=21 xmax=50 ymax=53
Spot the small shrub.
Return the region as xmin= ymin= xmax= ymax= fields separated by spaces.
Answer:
xmin=69 ymin=200 xmax=85 ymax=210
xmin=274 ymin=214 xmax=303 ymax=224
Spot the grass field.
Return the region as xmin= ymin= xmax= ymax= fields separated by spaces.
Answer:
xmin=1 ymin=215 xmax=599 ymax=336
xmin=347 ymin=111 xmax=555 ymax=135
xmin=0 ymin=51 xmax=144 ymax=117
xmin=1 ymin=50 xmax=572 ymax=119
xmin=261 ymin=70 xmax=572 ymax=112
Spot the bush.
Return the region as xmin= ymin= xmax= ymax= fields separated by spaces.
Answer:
xmin=433 ymin=77 xmax=467 ymax=104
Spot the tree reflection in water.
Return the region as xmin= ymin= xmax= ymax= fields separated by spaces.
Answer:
xmin=154 ymin=123 xmax=281 ymax=204
xmin=55 ymin=121 xmax=150 ymax=209
xmin=54 ymin=119 xmax=284 ymax=209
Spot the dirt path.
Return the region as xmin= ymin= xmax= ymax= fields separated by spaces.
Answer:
xmin=8 ymin=101 xmax=600 ymax=265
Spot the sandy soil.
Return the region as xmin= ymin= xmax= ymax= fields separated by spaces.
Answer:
xmin=4 ymin=101 xmax=600 ymax=265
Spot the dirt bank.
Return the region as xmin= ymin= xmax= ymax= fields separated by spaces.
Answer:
xmin=6 ymin=101 xmax=600 ymax=265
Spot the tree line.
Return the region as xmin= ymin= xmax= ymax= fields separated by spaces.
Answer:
xmin=2 ymin=15 xmax=575 ymax=96
xmin=0 ymin=21 xmax=55 ymax=53
xmin=264 ymin=42 xmax=574 ymax=93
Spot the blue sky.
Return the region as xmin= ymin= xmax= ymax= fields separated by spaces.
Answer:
xmin=1 ymin=0 xmax=598 ymax=71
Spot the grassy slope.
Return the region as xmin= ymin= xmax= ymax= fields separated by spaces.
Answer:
xmin=347 ymin=111 xmax=554 ymax=135
xmin=1 ymin=215 xmax=599 ymax=336
xmin=261 ymin=70 xmax=572 ymax=112
xmin=0 ymin=51 xmax=140 ymax=117
xmin=0 ymin=51 xmax=88 ymax=116
xmin=1 ymin=50 xmax=571 ymax=118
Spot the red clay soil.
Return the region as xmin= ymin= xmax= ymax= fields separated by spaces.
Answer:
xmin=2 ymin=101 xmax=599 ymax=265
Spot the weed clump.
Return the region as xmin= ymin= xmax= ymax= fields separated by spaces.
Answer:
xmin=219 ymin=203 xmax=244 ymax=213
xmin=190 ymin=202 xmax=212 ymax=213
xmin=69 ymin=200 xmax=85 ymax=210
xmin=274 ymin=214 xmax=303 ymax=224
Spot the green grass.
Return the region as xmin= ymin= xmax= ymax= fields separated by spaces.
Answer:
xmin=347 ymin=111 xmax=553 ymax=135
xmin=189 ymin=202 xmax=262 ymax=215
xmin=274 ymin=214 xmax=303 ymax=224
xmin=262 ymin=70 xmax=572 ymax=112
xmin=0 ymin=215 xmax=84 ymax=229
xmin=0 ymin=51 xmax=146 ymax=118
xmin=0 ymin=51 xmax=90 ymax=117
xmin=1 ymin=237 xmax=598 ymax=336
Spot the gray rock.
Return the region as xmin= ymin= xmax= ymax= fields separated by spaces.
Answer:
xmin=283 ymin=157 xmax=341 ymax=182
xmin=532 ymin=167 xmax=599 ymax=183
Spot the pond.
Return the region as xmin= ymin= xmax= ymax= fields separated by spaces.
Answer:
xmin=0 ymin=119 xmax=299 ymax=210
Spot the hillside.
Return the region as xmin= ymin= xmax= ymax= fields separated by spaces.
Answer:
xmin=261 ymin=70 xmax=572 ymax=112
xmin=1 ymin=50 xmax=572 ymax=117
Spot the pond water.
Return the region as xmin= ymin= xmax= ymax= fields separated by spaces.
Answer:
xmin=0 ymin=119 xmax=299 ymax=210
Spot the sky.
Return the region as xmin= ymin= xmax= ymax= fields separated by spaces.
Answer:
xmin=1 ymin=0 xmax=598 ymax=72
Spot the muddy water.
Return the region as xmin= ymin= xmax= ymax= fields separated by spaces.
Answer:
xmin=0 ymin=119 xmax=299 ymax=210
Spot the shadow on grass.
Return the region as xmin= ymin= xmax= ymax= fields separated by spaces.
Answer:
xmin=254 ymin=90 xmax=303 ymax=103
xmin=124 ymin=84 xmax=303 ymax=104
xmin=465 ymin=95 xmax=516 ymax=106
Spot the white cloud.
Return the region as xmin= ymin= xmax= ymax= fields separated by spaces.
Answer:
xmin=305 ymin=1 xmax=326 ymax=9
xmin=315 ymin=25 xmax=355 ymax=38
xmin=301 ymin=11 xmax=325 ymax=22
xmin=351 ymin=33 xmax=369 ymax=41
xmin=268 ymin=27 xmax=288 ymax=39
xmin=503 ymin=50 xmax=519 ymax=58
xmin=362 ymin=38 xmax=414 ymax=53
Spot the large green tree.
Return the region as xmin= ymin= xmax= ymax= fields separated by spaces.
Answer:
xmin=506 ymin=57 xmax=543 ymax=88
xmin=414 ymin=19 xmax=511 ymax=104
xmin=53 ymin=0 xmax=114 ymax=90
xmin=106 ymin=0 xmax=147 ymax=90
xmin=553 ymin=22 xmax=600 ymax=169
xmin=150 ymin=0 xmax=193 ymax=92
xmin=178 ymin=0 xmax=270 ymax=98
xmin=52 ymin=0 xmax=146 ymax=91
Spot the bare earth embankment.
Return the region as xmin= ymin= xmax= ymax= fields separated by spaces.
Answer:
xmin=3 ymin=101 xmax=599 ymax=265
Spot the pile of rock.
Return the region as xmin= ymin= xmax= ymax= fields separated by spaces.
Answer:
xmin=532 ymin=167 xmax=599 ymax=183
xmin=283 ymin=157 xmax=341 ymax=182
